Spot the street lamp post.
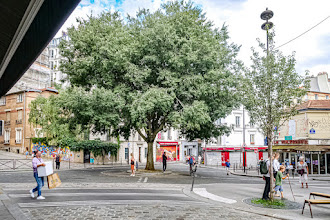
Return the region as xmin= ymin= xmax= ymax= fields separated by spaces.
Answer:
xmin=261 ymin=7 xmax=274 ymax=200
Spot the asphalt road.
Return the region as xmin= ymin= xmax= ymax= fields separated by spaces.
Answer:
xmin=0 ymin=163 xmax=263 ymax=185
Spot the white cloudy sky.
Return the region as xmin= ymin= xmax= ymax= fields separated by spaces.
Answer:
xmin=56 ymin=0 xmax=330 ymax=76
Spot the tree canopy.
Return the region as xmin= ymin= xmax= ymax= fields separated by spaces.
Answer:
xmin=59 ymin=1 xmax=242 ymax=169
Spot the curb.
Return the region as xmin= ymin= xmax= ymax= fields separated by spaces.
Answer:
xmin=229 ymin=171 xmax=263 ymax=178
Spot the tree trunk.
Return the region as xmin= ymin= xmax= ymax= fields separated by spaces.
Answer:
xmin=268 ymin=131 xmax=274 ymax=200
xmin=145 ymin=141 xmax=155 ymax=170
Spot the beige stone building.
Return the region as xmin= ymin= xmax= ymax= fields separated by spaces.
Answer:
xmin=274 ymin=72 xmax=330 ymax=175
xmin=0 ymin=88 xmax=58 ymax=154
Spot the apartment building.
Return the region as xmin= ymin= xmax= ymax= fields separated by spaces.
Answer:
xmin=0 ymin=88 xmax=58 ymax=153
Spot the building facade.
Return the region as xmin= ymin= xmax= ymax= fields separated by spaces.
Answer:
xmin=0 ymin=88 xmax=58 ymax=154
xmin=204 ymin=105 xmax=266 ymax=167
xmin=48 ymin=32 xmax=70 ymax=87
xmin=274 ymin=72 xmax=330 ymax=175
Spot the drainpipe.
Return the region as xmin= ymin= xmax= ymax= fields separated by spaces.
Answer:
xmin=22 ymin=91 xmax=26 ymax=153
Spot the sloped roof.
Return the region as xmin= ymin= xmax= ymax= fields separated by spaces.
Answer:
xmin=298 ymin=100 xmax=330 ymax=111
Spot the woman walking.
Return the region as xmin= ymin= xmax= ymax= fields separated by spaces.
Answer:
xmin=297 ymin=156 xmax=309 ymax=188
xmin=130 ymin=153 xmax=135 ymax=176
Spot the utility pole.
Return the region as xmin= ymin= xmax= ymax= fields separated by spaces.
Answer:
xmin=243 ymin=106 xmax=246 ymax=173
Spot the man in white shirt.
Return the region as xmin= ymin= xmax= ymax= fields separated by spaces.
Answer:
xmin=273 ymin=153 xmax=280 ymax=196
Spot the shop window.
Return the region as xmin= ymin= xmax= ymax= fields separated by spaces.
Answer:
xmin=326 ymin=95 xmax=329 ymax=100
xmin=315 ymin=94 xmax=318 ymax=100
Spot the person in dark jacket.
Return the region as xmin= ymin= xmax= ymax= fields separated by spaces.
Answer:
xmin=162 ymin=152 xmax=167 ymax=172
xmin=55 ymin=154 xmax=61 ymax=170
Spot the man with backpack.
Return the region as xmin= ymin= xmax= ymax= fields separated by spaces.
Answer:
xmin=260 ymin=155 xmax=271 ymax=200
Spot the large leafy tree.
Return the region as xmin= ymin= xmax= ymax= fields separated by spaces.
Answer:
xmin=242 ymin=31 xmax=309 ymax=199
xmin=60 ymin=1 xmax=242 ymax=170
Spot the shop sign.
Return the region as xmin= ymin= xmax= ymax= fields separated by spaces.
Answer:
xmin=285 ymin=136 xmax=292 ymax=140
xmin=274 ymin=139 xmax=308 ymax=145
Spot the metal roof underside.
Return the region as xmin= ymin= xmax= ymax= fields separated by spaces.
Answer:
xmin=0 ymin=0 xmax=80 ymax=97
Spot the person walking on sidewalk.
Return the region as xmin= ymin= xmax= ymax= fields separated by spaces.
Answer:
xmin=198 ymin=155 xmax=202 ymax=167
xmin=30 ymin=150 xmax=46 ymax=200
xmin=225 ymin=159 xmax=231 ymax=175
xmin=162 ymin=152 xmax=167 ymax=172
xmin=262 ymin=155 xmax=271 ymax=200
xmin=55 ymin=154 xmax=61 ymax=170
xmin=130 ymin=153 xmax=135 ymax=176
xmin=297 ymin=156 xmax=308 ymax=188
xmin=274 ymin=165 xmax=289 ymax=199
xmin=273 ymin=153 xmax=280 ymax=196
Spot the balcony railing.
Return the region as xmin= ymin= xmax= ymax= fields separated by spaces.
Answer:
xmin=4 ymin=121 xmax=10 ymax=126
xmin=15 ymin=140 xmax=22 ymax=144
xmin=4 ymin=140 xmax=10 ymax=144
xmin=16 ymin=119 xmax=22 ymax=124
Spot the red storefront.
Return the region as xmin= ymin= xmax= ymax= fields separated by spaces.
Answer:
xmin=204 ymin=146 xmax=268 ymax=166
xmin=156 ymin=141 xmax=180 ymax=162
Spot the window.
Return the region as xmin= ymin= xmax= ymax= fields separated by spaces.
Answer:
xmin=125 ymin=148 xmax=129 ymax=160
xmin=326 ymin=95 xmax=329 ymax=100
xmin=6 ymin=111 xmax=10 ymax=122
xmin=17 ymin=94 xmax=23 ymax=103
xmin=250 ymin=134 xmax=255 ymax=145
xmin=138 ymin=134 xmax=142 ymax=141
xmin=0 ymin=120 xmax=3 ymax=136
xmin=167 ymin=128 xmax=172 ymax=140
xmin=17 ymin=110 xmax=22 ymax=122
xmin=106 ymin=129 xmax=111 ymax=141
xmin=15 ymin=128 xmax=22 ymax=143
xmin=4 ymin=130 xmax=10 ymax=144
xmin=235 ymin=116 xmax=240 ymax=128
xmin=250 ymin=121 xmax=254 ymax=128
xmin=50 ymin=50 xmax=54 ymax=58
xmin=315 ymin=94 xmax=318 ymax=100
xmin=0 ymin=97 xmax=5 ymax=105
xmin=50 ymin=61 xmax=54 ymax=70
xmin=145 ymin=148 xmax=148 ymax=158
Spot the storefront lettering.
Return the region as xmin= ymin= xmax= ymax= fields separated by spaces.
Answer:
xmin=274 ymin=139 xmax=308 ymax=145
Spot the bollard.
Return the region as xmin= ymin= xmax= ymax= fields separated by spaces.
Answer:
xmin=13 ymin=159 xmax=16 ymax=170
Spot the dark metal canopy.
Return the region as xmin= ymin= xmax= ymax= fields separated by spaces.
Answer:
xmin=0 ymin=0 xmax=80 ymax=97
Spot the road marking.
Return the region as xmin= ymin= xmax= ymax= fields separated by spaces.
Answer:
xmin=193 ymin=188 xmax=237 ymax=204
xmin=144 ymin=177 xmax=148 ymax=183
xmin=138 ymin=177 xmax=142 ymax=183
xmin=18 ymin=200 xmax=206 ymax=208
xmin=9 ymin=192 xmax=187 ymax=198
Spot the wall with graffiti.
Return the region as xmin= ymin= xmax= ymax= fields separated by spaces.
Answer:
xmin=31 ymin=142 xmax=74 ymax=161
xmin=156 ymin=146 xmax=179 ymax=162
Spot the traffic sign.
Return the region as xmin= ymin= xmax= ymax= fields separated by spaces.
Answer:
xmin=309 ymin=128 xmax=315 ymax=134
xmin=254 ymin=149 xmax=258 ymax=153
